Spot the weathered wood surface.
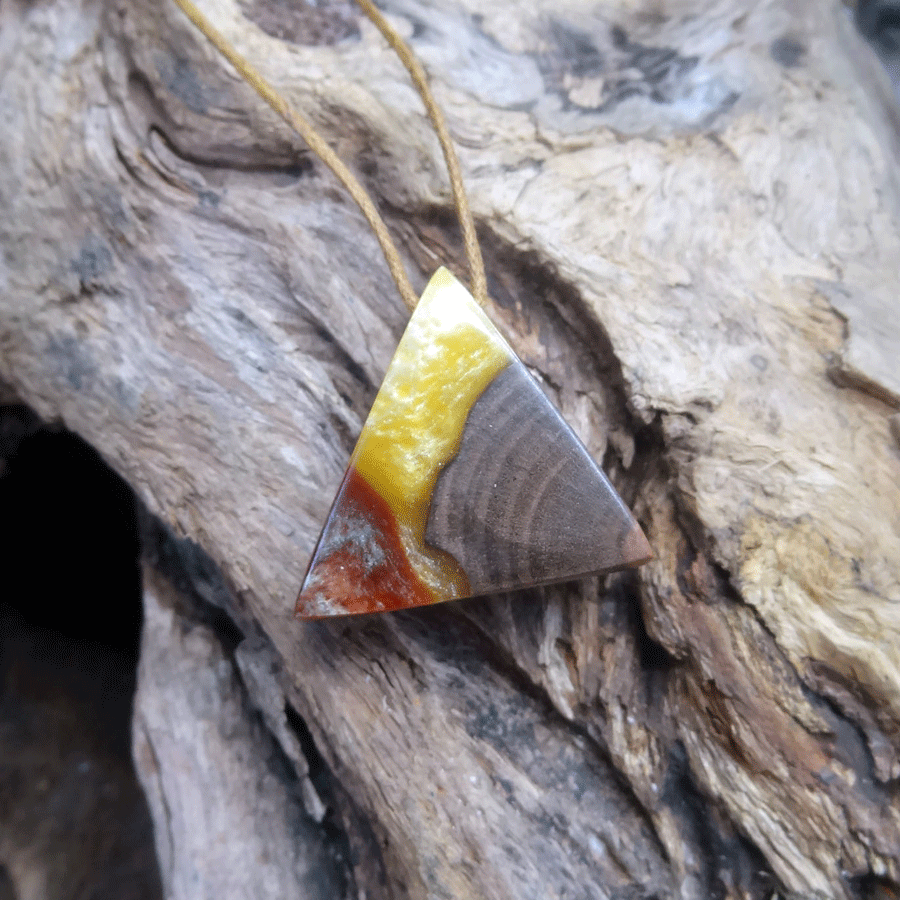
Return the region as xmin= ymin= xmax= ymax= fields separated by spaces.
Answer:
xmin=2 ymin=0 xmax=900 ymax=897
xmin=134 ymin=563 xmax=343 ymax=898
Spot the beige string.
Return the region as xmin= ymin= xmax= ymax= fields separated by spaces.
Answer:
xmin=169 ymin=0 xmax=486 ymax=311
xmin=351 ymin=0 xmax=487 ymax=306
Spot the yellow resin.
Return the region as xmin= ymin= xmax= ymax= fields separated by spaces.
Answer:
xmin=352 ymin=268 xmax=513 ymax=598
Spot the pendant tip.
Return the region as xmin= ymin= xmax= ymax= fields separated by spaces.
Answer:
xmin=622 ymin=522 xmax=652 ymax=569
xmin=294 ymin=585 xmax=335 ymax=620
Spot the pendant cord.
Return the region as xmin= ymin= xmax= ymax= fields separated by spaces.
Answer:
xmin=171 ymin=0 xmax=417 ymax=312
xmin=351 ymin=0 xmax=487 ymax=307
xmin=169 ymin=0 xmax=486 ymax=310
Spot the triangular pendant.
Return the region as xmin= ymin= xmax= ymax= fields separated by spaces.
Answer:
xmin=296 ymin=269 xmax=650 ymax=618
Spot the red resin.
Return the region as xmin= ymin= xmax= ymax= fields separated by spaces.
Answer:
xmin=295 ymin=466 xmax=436 ymax=617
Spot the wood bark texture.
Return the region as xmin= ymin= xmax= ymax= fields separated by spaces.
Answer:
xmin=2 ymin=0 xmax=900 ymax=898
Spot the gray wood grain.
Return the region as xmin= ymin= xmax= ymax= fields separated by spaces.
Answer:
xmin=135 ymin=563 xmax=345 ymax=900
xmin=426 ymin=360 xmax=649 ymax=593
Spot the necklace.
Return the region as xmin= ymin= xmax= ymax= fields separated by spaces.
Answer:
xmin=173 ymin=0 xmax=650 ymax=618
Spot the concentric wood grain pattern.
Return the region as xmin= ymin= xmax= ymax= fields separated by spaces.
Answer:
xmin=425 ymin=363 xmax=651 ymax=595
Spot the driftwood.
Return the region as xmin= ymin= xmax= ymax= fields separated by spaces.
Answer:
xmin=2 ymin=0 xmax=900 ymax=897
